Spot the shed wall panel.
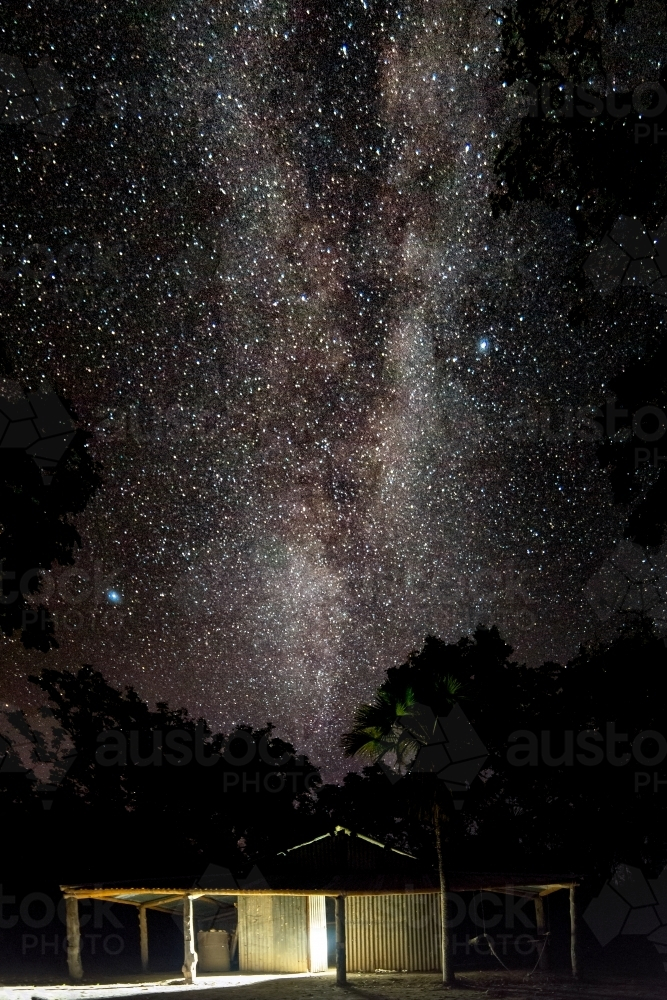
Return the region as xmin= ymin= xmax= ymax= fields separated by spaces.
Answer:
xmin=308 ymin=896 xmax=328 ymax=972
xmin=346 ymin=893 xmax=441 ymax=972
xmin=238 ymin=895 xmax=309 ymax=973
xmin=237 ymin=896 xmax=273 ymax=972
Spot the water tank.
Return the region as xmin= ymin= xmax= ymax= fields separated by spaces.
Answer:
xmin=197 ymin=929 xmax=231 ymax=973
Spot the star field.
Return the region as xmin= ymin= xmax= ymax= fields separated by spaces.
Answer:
xmin=2 ymin=1 xmax=665 ymax=778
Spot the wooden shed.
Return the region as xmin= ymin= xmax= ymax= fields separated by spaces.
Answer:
xmin=60 ymin=826 xmax=579 ymax=983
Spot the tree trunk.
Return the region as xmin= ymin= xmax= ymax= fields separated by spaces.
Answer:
xmin=534 ymin=895 xmax=549 ymax=971
xmin=435 ymin=808 xmax=455 ymax=986
xmin=139 ymin=905 xmax=149 ymax=973
xmin=182 ymin=895 xmax=198 ymax=983
xmin=570 ymin=885 xmax=579 ymax=980
xmin=65 ymin=896 xmax=83 ymax=981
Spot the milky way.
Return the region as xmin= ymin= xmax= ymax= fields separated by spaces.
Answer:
xmin=2 ymin=1 xmax=664 ymax=778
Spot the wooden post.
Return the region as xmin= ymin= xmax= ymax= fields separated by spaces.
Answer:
xmin=335 ymin=895 xmax=346 ymax=987
xmin=65 ymin=896 xmax=83 ymax=981
xmin=534 ymin=895 xmax=549 ymax=970
xmin=569 ymin=885 xmax=578 ymax=980
xmin=182 ymin=895 xmax=198 ymax=983
xmin=139 ymin=905 xmax=149 ymax=973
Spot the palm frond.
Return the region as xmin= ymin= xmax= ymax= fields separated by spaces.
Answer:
xmin=343 ymin=683 xmax=434 ymax=766
xmin=432 ymin=674 xmax=464 ymax=708
xmin=341 ymin=726 xmax=388 ymax=759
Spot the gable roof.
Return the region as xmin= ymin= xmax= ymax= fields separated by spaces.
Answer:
xmin=259 ymin=825 xmax=435 ymax=893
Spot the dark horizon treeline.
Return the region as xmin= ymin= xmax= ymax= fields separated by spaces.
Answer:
xmin=1 ymin=619 xmax=666 ymax=893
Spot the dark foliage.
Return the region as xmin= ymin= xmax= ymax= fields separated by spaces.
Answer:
xmin=0 ymin=422 xmax=101 ymax=650
xmin=597 ymin=341 xmax=667 ymax=546
xmin=492 ymin=1 xmax=667 ymax=240
xmin=4 ymin=666 xmax=322 ymax=884
xmin=326 ymin=624 xmax=667 ymax=883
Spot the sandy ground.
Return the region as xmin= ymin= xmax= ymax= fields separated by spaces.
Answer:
xmin=169 ymin=971 xmax=667 ymax=1000
xmin=2 ymin=971 xmax=667 ymax=1000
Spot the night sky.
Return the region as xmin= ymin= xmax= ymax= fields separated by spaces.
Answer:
xmin=1 ymin=1 xmax=664 ymax=778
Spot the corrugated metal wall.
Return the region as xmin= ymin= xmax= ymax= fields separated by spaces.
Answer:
xmin=238 ymin=895 xmax=309 ymax=973
xmin=239 ymin=892 xmax=441 ymax=974
xmin=307 ymin=896 xmax=328 ymax=972
xmin=346 ymin=894 xmax=441 ymax=972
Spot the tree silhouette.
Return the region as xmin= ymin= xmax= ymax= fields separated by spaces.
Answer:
xmin=492 ymin=0 xmax=666 ymax=240
xmin=334 ymin=625 xmax=667 ymax=899
xmin=597 ymin=342 xmax=667 ymax=547
xmin=0 ymin=337 xmax=101 ymax=650
xmin=20 ymin=665 xmax=322 ymax=883
xmin=0 ymin=427 xmax=101 ymax=650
